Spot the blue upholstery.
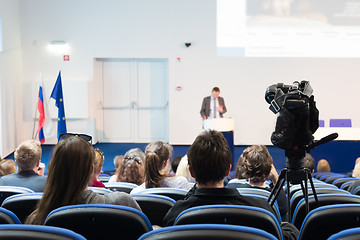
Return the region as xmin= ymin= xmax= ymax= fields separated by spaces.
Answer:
xmin=292 ymin=194 xmax=360 ymax=229
xmin=45 ymin=204 xmax=152 ymax=240
xmin=332 ymin=178 xmax=357 ymax=188
xmin=299 ymin=204 xmax=360 ymax=240
xmin=131 ymin=194 xmax=175 ymax=227
xmin=139 ymin=224 xmax=278 ymax=240
xmin=328 ymin=227 xmax=360 ymax=240
xmin=1 ymin=193 xmax=43 ymax=223
xmin=0 ymin=207 xmax=21 ymax=224
xmin=174 ymin=204 xmax=283 ymax=240
xmin=104 ymin=182 xmax=138 ymax=193
xmin=137 ymin=187 xmax=188 ymax=201
xmin=0 ymin=224 xmax=86 ymax=240
xmin=0 ymin=186 xmax=35 ymax=205
xmin=236 ymin=188 xmax=270 ymax=198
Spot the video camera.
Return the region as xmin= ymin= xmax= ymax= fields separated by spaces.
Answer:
xmin=265 ymin=80 xmax=319 ymax=170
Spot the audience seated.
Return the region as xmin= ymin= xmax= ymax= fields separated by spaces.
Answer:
xmin=163 ymin=130 xmax=299 ymax=240
xmin=0 ymin=159 xmax=16 ymax=176
xmin=304 ymin=153 xmax=315 ymax=175
xmin=90 ymin=149 xmax=106 ymax=188
xmin=225 ymin=145 xmax=287 ymax=218
xmin=0 ymin=140 xmax=46 ymax=192
xmin=108 ymin=155 xmax=124 ymax=182
xmin=25 ymin=136 xmax=140 ymax=225
xmin=109 ymin=148 xmax=145 ymax=185
xmin=317 ymin=159 xmax=331 ymax=172
xmin=131 ymin=142 xmax=190 ymax=194
xmin=175 ymin=155 xmax=195 ymax=183
xmin=171 ymin=156 xmax=182 ymax=174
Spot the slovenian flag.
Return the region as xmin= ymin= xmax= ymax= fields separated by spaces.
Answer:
xmin=37 ymin=84 xmax=46 ymax=144
xmin=50 ymin=71 xmax=67 ymax=139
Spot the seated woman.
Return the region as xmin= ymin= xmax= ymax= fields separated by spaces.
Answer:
xmin=109 ymin=148 xmax=145 ymax=185
xmin=90 ymin=149 xmax=106 ymax=188
xmin=226 ymin=145 xmax=287 ymax=218
xmin=131 ymin=141 xmax=191 ymax=194
xmin=26 ymin=136 xmax=140 ymax=225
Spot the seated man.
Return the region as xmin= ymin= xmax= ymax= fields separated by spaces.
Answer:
xmin=0 ymin=140 xmax=46 ymax=192
xmin=163 ymin=130 xmax=298 ymax=240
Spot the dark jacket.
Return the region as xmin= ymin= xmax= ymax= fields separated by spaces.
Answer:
xmin=200 ymin=96 xmax=227 ymax=118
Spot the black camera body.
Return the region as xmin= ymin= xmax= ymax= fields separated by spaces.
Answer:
xmin=265 ymin=81 xmax=319 ymax=170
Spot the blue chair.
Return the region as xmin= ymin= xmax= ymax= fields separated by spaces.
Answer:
xmin=340 ymin=180 xmax=355 ymax=191
xmin=131 ymin=194 xmax=175 ymax=227
xmin=87 ymin=186 xmax=113 ymax=195
xmin=104 ymin=182 xmax=138 ymax=193
xmin=98 ymin=175 xmax=111 ymax=183
xmin=0 ymin=207 xmax=21 ymax=224
xmin=288 ymin=183 xmax=337 ymax=199
xmin=174 ymin=205 xmax=283 ymax=240
xmin=0 ymin=186 xmax=35 ymax=205
xmin=0 ymin=224 xmax=86 ymax=240
xmin=328 ymin=227 xmax=360 ymax=240
xmin=139 ymin=224 xmax=278 ymax=240
xmin=137 ymin=187 xmax=188 ymax=201
xmin=1 ymin=193 xmax=43 ymax=223
xmin=333 ymin=178 xmax=357 ymax=188
xmin=299 ymin=204 xmax=360 ymax=240
xmin=44 ymin=204 xmax=152 ymax=240
xmin=292 ymin=194 xmax=360 ymax=229
xmin=236 ymin=188 xmax=271 ymax=198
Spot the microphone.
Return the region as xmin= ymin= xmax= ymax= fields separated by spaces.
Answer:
xmin=307 ymin=133 xmax=338 ymax=151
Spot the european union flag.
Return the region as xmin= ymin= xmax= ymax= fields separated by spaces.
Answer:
xmin=51 ymin=71 xmax=67 ymax=139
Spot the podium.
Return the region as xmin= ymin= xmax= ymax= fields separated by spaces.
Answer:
xmin=203 ymin=118 xmax=235 ymax=170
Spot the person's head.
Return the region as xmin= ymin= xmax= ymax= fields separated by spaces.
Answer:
xmin=304 ymin=153 xmax=315 ymax=174
xmin=187 ymin=130 xmax=232 ymax=186
xmin=144 ymin=141 xmax=172 ymax=188
xmin=0 ymin=159 xmax=16 ymax=176
xmin=317 ymin=159 xmax=331 ymax=172
xmin=116 ymin=148 xmax=145 ymax=185
xmin=212 ymin=87 xmax=220 ymax=99
xmin=113 ymin=155 xmax=124 ymax=170
xmin=352 ymin=162 xmax=360 ymax=178
xmin=14 ymin=140 xmax=42 ymax=172
xmin=240 ymin=145 xmax=272 ymax=184
xmin=171 ymin=156 xmax=182 ymax=173
xmin=355 ymin=157 xmax=360 ymax=165
xmin=234 ymin=155 xmax=246 ymax=179
xmin=93 ymin=149 xmax=104 ymax=178
xmin=26 ymin=136 xmax=95 ymax=224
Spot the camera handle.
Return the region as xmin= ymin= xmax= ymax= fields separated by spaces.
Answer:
xmin=268 ymin=167 xmax=318 ymax=223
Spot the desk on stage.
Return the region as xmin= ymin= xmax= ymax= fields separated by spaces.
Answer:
xmin=203 ymin=118 xmax=235 ymax=169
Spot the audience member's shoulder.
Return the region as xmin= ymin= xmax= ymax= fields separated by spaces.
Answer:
xmin=80 ymin=189 xmax=106 ymax=204
xmin=104 ymin=191 xmax=141 ymax=211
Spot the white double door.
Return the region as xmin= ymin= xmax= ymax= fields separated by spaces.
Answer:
xmin=98 ymin=58 xmax=168 ymax=142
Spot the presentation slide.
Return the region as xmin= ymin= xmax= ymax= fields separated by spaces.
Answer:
xmin=217 ymin=0 xmax=360 ymax=57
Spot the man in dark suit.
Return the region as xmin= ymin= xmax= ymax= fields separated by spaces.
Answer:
xmin=0 ymin=140 xmax=47 ymax=192
xmin=200 ymin=87 xmax=227 ymax=120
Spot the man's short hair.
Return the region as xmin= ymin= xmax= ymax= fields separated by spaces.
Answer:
xmin=187 ymin=130 xmax=231 ymax=185
xmin=304 ymin=153 xmax=315 ymax=173
xmin=14 ymin=140 xmax=42 ymax=171
xmin=212 ymin=87 xmax=220 ymax=92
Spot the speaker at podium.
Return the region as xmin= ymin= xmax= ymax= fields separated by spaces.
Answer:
xmin=203 ymin=118 xmax=235 ymax=170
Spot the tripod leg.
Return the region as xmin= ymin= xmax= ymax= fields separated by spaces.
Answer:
xmin=286 ymin=171 xmax=292 ymax=222
xmin=307 ymin=170 xmax=318 ymax=206
xmin=268 ymin=169 xmax=286 ymax=206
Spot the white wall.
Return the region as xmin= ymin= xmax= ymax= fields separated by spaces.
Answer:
xmin=1 ymin=0 xmax=360 ymax=152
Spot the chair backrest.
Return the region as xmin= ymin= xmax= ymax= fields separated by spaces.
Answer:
xmin=44 ymin=204 xmax=152 ymax=240
xmin=0 ymin=207 xmax=21 ymax=224
xmin=98 ymin=176 xmax=110 ymax=183
xmin=139 ymin=224 xmax=278 ymax=240
xmin=137 ymin=187 xmax=188 ymax=201
xmin=236 ymin=188 xmax=270 ymax=198
xmin=332 ymin=178 xmax=357 ymax=188
xmin=325 ymin=176 xmax=347 ymax=184
xmin=347 ymin=180 xmax=360 ymax=194
xmin=289 ymin=188 xmax=350 ymax=217
xmin=328 ymin=227 xmax=360 ymax=240
xmin=0 ymin=186 xmax=35 ymax=205
xmin=340 ymin=180 xmax=355 ymax=191
xmin=1 ymin=193 xmax=43 ymax=223
xmin=241 ymin=194 xmax=281 ymax=223
xmin=174 ymin=205 xmax=282 ymax=240
xmin=288 ymin=183 xmax=337 ymax=199
xmin=0 ymin=224 xmax=86 ymax=240
xmin=299 ymin=204 xmax=360 ymax=240
xmin=87 ymin=186 xmax=113 ymax=195
xmin=104 ymin=182 xmax=138 ymax=193
xmin=131 ymin=194 xmax=175 ymax=227
xmin=313 ymin=172 xmax=335 ymax=179
xmin=292 ymin=194 xmax=360 ymax=229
